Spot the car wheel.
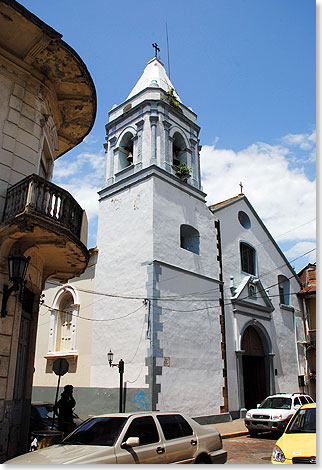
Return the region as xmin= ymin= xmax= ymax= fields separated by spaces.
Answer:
xmin=249 ymin=430 xmax=258 ymax=437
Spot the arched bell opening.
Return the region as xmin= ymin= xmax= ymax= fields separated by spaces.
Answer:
xmin=172 ymin=132 xmax=187 ymax=167
xmin=118 ymin=131 xmax=134 ymax=170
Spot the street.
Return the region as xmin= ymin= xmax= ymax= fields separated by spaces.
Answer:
xmin=223 ymin=433 xmax=278 ymax=464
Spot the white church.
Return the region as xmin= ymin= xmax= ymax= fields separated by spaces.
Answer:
xmin=32 ymin=55 xmax=306 ymax=423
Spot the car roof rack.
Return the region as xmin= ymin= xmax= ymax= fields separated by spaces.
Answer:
xmin=291 ymin=393 xmax=303 ymax=396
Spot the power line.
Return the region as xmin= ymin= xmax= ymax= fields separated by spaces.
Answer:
xmin=42 ymin=302 xmax=145 ymax=323
xmin=44 ymin=247 xmax=315 ymax=303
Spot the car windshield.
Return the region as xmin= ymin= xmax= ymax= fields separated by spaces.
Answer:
xmin=259 ymin=397 xmax=292 ymax=409
xmin=36 ymin=404 xmax=54 ymax=419
xmin=62 ymin=417 xmax=127 ymax=446
xmin=286 ymin=408 xmax=316 ymax=434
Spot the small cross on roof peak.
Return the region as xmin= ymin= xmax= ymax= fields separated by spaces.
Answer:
xmin=152 ymin=43 xmax=160 ymax=57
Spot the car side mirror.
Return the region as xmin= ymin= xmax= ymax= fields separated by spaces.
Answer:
xmin=294 ymin=404 xmax=301 ymax=410
xmin=121 ymin=437 xmax=140 ymax=448
xmin=256 ymin=404 xmax=260 ymax=408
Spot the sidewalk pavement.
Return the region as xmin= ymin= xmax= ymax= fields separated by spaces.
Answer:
xmin=204 ymin=418 xmax=249 ymax=439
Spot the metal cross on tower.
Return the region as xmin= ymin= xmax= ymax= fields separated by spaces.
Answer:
xmin=239 ymin=181 xmax=244 ymax=194
xmin=152 ymin=43 xmax=160 ymax=57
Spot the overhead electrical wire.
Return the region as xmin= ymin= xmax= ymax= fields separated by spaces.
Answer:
xmin=41 ymin=264 xmax=310 ymax=318
xmin=42 ymin=302 xmax=145 ymax=323
xmin=44 ymin=217 xmax=315 ymax=300
xmin=44 ymin=247 xmax=315 ymax=304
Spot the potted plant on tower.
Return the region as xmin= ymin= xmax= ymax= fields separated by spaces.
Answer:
xmin=176 ymin=162 xmax=191 ymax=182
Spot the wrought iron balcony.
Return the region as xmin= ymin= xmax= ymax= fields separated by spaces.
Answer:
xmin=2 ymin=174 xmax=83 ymax=238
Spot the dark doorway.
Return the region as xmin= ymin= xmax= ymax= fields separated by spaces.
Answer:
xmin=241 ymin=326 xmax=268 ymax=410
xmin=8 ymin=288 xmax=35 ymax=457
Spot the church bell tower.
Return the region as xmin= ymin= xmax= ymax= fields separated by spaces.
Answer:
xmin=92 ymin=51 xmax=221 ymax=415
xmin=103 ymin=55 xmax=202 ymax=190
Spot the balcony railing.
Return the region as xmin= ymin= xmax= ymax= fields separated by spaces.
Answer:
xmin=2 ymin=174 xmax=83 ymax=239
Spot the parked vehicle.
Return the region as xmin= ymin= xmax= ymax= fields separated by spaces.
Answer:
xmin=6 ymin=411 xmax=227 ymax=464
xmin=271 ymin=402 xmax=316 ymax=464
xmin=245 ymin=393 xmax=314 ymax=436
xmin=30 ymin=402 xmax=82 ymax=433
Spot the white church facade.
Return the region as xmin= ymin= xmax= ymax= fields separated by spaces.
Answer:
xmin=32 ymin=56 xmax=306 ymax=423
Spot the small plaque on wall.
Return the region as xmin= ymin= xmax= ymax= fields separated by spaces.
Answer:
xmin=164 ymin=357 xmax=170 ymax=367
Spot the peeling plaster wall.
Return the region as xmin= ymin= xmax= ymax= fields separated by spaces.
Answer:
xmin=91 ymin=180 xmax=153 ymax=392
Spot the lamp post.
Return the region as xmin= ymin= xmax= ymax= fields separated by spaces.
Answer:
xmin=107 ymin=349 xmax=124 ymax=413
xmin=1 ymin=254 xmax=30 ymax=317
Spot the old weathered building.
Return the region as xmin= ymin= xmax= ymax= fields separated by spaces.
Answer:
xmin=0 ymin=0 xmax=96 ymax=461
xmin=297 ymin=263 xmax=316 ymax=400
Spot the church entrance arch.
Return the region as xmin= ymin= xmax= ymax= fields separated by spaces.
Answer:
xmin=241 ymin=325 xmax=270 ymax=410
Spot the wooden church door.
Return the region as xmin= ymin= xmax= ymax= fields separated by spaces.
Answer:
xmin=241 ymin=326 xmax=268 ymax=410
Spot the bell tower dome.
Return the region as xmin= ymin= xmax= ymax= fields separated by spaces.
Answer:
xmin=103 ymin=56 xmax=202 ymax=190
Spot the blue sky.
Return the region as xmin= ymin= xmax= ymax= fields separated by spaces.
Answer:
xmin=21 ymin=0 xmax=316 ymax=272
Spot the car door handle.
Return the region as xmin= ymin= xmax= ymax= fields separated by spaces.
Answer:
xmin=191 ymin=439 xmax=197 ymax=446
xmin=156 ymin=446 xmax=165 ymax=454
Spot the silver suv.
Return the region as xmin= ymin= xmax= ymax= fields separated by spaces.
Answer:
xmin=245 ymin=393 xmax=314 ymax=436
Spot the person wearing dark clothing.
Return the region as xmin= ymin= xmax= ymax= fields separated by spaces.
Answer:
xmin=53 ymin=384 xmax=76 ymax=437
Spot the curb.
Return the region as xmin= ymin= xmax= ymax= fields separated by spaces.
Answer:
xmin=221 ymin=430 xmax=249 ymax=439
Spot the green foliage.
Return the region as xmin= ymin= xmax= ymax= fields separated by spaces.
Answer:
xmin=176 ymin=162 xmax=191 ymax=182
xmin=165 ymin=88 xmax=180 ymax=108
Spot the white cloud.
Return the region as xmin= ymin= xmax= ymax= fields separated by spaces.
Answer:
xmin=285 ymin=241 xmax=316 ymax=265
xmin=83 ymin=135 xmax=99 ymax=145
xmin=53 ymin=132 xmax=316 ymax=262
xmin=60 ymin=182 xmax=100 ymax=221
xmin=53 ymin=151 xmax=105 ymax=222
xmin=281 ymin=131 xmax=316 ymax=153
xmin=200 ymin=138 xmax=316 ymax=247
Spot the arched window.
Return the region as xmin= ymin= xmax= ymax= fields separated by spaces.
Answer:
xmin=56 ymin=293 xmax=74 ymax=352
xmin=180 ymin=224 xmax=200 ymax=254
xmin=118 ymin=131 xmax=134 ymax=170
xmin=278 ymin=275 xmax=290 ymax=305
xmin=172 ymin=132 xmax=187 ymax=167
xmin=240 ymin=242 xmax=256 ymax=275
xmin=48 ymin=287 xmax=79 ymax=355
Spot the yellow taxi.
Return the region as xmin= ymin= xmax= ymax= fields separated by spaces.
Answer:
xmin=271 ymin=402 xmax=316 ymax=464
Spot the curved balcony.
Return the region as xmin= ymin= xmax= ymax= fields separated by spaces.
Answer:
xmin=1 ymin=174 xmax=89 ymax=282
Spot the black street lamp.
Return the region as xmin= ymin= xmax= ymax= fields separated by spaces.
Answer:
xmin=1 ymin=254 xmax=30 ymax=317
xmin=107 ymin=349 xmax=125 ymax=413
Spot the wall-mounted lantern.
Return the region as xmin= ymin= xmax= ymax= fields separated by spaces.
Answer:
xmin=1 ymin=254 xmax=30 ymax=317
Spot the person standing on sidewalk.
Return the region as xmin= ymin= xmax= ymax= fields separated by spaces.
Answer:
xmin=53 ymin=385 xmax=76 ymax=437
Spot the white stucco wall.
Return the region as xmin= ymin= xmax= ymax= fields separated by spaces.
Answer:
xmin=93 ymin=171 xmax=223 ymax=416
xmin=155 ymin=264 xmax=223 ymax=417
xmin=153 ymin=177 xmax=219 ymax=279
xmin=213 ymin=197 xmax=305 ymax=411
xmin=92 ymin=180 xmax=153 ymax=389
